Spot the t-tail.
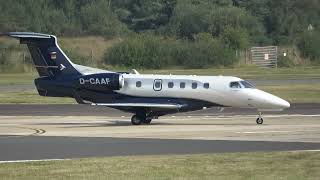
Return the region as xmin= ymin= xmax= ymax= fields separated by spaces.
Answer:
xmin=4 ymin=32 xmax=83 ymax=98
xmin=7 ymin=32 xmax=81 ymax=78
xmin=5 ymin=32 xmax=122 ymax=102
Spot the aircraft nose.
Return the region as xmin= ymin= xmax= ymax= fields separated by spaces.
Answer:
xmin=252 ymin=89 xmax=291 ymax=109
xmin=273 ymin=97 xmax=290 ymax=109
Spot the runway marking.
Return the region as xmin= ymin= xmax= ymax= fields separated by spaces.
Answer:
xmin=0 ymin=126 xmax=46 ymax=138
xmin=290 ymin=149 xmax=320 ymax=153
xmin=236 ymin=131 xmax=291 ymax=134
xmin=0 ymin=159 xmax=70 ymax=164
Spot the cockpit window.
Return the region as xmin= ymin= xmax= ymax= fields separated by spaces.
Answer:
xmin=230 ymin=82 xmax=241 ymax=89
xmin=240 ymin=81 xmax=255 ymax=88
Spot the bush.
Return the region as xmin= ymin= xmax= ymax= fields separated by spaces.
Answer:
xmin=297 ymin=31 xmax=320 ymax=62
xmin=104 ymin=33 xmax=236 ymax=69
xmin=105 ymin=34 xmax=173 ymax=69
xmin=277 ymin=56 xmax=294 ymax=67
xmin=64 ymin=49 xmax=91 ymax=66
xmin=173 ymin=33 xmax=236 ymax=68
xmin=0 ymin=48 xmax=10 ymax=66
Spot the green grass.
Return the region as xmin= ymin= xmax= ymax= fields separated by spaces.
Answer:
xmin=1 ymin=84 xmax=319 ymax=103
xmin=142 ymin=66 xmax=320 ymax=80
xmin=0 ymin=152 xmax=319 ymax=180
xmin=259 ymin=84 xmax=320 ymax=103
xmin=0 ymin=66 xmax=320 ymax=103
xmin=0 ymin=73 xmax=37 ymax=85
xmin=1 ymin=66 xmax=320 ymax=85
xmin=0 ymin=90 xmax=75 ymax=104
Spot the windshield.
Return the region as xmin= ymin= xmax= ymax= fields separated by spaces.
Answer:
xmin=240 ymin=81 xmax=255 ymax=88
xmin=230 ymin=82 xmax=241 ymax=88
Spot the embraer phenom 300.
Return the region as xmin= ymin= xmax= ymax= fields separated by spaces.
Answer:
xmin=3 ymin=32 xmax=290 ymax=125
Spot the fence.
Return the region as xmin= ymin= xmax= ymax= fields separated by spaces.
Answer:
xmin=248 ymin=46 xmax=278 ymax=68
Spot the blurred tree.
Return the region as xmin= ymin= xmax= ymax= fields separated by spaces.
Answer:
xmin=298 ymin=30 xmax=320 ymax=62
xmin=113 ymin=0 xmax=176 ymax=31
xmin=80 ymin=0 xmax=129 ymax=37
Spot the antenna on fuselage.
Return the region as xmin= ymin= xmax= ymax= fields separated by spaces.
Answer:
xmin=132 ymin=69 xmax=140 ymax=75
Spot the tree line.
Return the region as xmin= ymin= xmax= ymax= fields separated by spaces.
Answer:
xmin=0 ymin=0 xmax=319 ymax=69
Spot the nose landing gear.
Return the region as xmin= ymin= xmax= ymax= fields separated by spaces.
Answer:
xmin=256 ymin=112 xmax=263 ymax=125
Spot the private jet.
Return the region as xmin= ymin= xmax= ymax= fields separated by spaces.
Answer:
xmin=3 ymin=32 xmax=290 ymax=125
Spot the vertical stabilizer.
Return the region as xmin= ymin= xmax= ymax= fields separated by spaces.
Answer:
xmin=7 ymin=32 xmax=81 ymax=78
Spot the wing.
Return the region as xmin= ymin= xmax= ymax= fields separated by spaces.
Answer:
xmin=92 ymin=102 xmax=186 ymax=116
xmin=92 ymin=103 xmax=183 ymax=109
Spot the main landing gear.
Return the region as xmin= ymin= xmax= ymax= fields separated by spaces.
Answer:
xmin=131 ymin=112 xmax=153 ymax=125
xmin=256 ymin=112 xmax=263 ymax=125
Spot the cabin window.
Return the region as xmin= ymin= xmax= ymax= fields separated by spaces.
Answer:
xmin=192 ymin=82 xmax=198 ymax=89
xmin=204 ymin=83 xmax=210 ymax=89
xmin=136 ymin=81 xmax=142 ymax=88
xmin=168 ymin=82 xmax=174 ymax=88
xmin=230 ymin=82 xmax=241 ymax=89
xmin=180 ymin=82 xmax=185 ymax=89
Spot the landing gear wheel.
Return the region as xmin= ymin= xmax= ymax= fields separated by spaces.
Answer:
xmin=143 ymin=118 xmax=152 ymax=124
xmin=131 ymin=115 xmax=142 ymax=125
xmin=256 ymin=118 xmax=263 ymax=125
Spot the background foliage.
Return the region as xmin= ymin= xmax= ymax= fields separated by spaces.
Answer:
xmin=0 ymin=0 xmax=319 ymax=69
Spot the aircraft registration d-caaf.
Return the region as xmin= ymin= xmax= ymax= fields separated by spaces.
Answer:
xmin=4 ymin=32 xmax=290 ymax=125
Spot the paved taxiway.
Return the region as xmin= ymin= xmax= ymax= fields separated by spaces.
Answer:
xmin=0 ymin=104 xmax=320 ymax=161
xmin=0 ymin=103 xmax=319 ymax=116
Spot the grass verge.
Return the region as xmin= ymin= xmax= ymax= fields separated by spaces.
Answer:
xmin=259 ymin=84 xmax=320 ymax=103
xmin=1 ymin=66 xmax=320 ymax=85
xmin=0 ymin=90 xmax=75 ymax=104
xmin=1 ymin=83 xmax=319 ymax=104
xmin=142 ymin=66 xmax=320 ymax=80
xmin=0 ymin=67 xmax=319 ymax=103
xmin=0 ymin=151 xmax=319 ymax=180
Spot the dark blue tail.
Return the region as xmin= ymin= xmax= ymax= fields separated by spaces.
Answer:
xmin=7 ymin=32 xmax=81 ymax=78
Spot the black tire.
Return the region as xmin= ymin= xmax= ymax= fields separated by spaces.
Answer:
xmin=256 ymin=118 xmax=263 ymax=125
xmin=143 ymin=118 xmax=152 ymax=124
xmin=131 ymin=115 xmax=142 ymax=125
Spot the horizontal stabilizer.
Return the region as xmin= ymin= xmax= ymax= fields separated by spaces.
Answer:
xmin=6 ymin=32 xmax=51 ymax=39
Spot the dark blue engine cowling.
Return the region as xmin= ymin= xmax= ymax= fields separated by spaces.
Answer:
xmin=76 ymin=73 xmax=124 ymax=91
xmin=34 ymin=73 xmax=124 ymax=97
xmin=34 ymin=77 xmax=74 ymax=97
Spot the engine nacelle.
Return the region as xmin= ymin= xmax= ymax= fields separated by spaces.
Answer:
xmin=35 ymin=77 xmax=74 ymax=97
xmin=76 ymin=73 xmax=124 ymax=91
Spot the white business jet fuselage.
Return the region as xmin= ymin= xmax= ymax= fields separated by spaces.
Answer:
xmin=117 ymin=74 xmax=290 ymax=111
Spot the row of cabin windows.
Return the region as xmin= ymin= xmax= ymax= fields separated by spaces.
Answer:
xmin=136 ymin=81 xmax=210 ymax=89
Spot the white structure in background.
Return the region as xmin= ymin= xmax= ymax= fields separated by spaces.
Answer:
xmin=250 ymin=46 xmax=278 ymax=68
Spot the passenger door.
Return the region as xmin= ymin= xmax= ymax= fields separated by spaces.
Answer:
xmin=153 ymin=79 xmax=162 ymax=91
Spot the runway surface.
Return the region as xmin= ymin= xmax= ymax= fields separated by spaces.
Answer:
xmin=0 ymin=136 xmax=319 ymax=161
xmin=0 ymin=103 xmax=319 ymax=116
xmin=0 ymin=104 xmax=320 ymax=161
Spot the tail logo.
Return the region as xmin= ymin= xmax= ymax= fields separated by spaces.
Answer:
xmin=59 ymin=64 xmax=66 ymax=71
xmin=50 ymin=52 xmax=57 ymax=60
